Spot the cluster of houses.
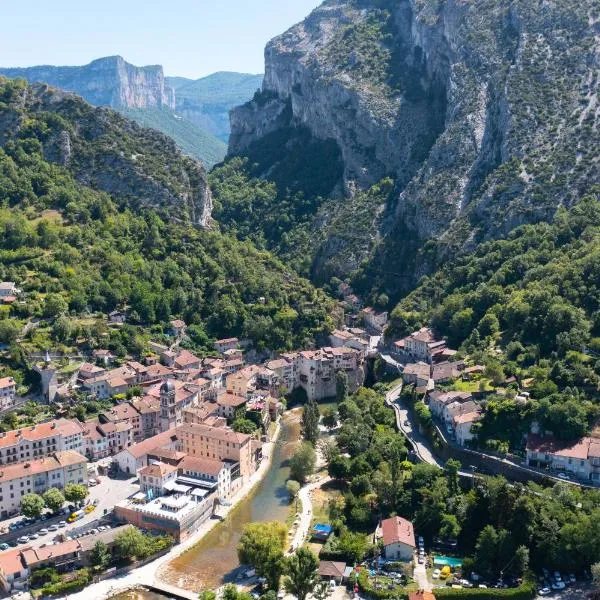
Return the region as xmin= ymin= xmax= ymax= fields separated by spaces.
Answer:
xmin=391 ymin=328 xmax=487 ymax=447
xmin=0 ymin=524 xmax=133 ymax=594
xmin=0 ymin=333 xmax=368 ymax=548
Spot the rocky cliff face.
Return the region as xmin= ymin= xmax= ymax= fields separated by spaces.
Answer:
xmin=0 ymin=56 xmax=175 ymax=110
xmin=229 ymin=0 xmax=600 ymax=297
xmin=0 ymin=81 xmax=212 ymax=226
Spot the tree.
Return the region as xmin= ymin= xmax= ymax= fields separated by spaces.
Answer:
xmin=321 ymin=407 xmax=337 ymax=429
xmin=90 ymin=541 xmax=111 ymax=569
xmin=222 ymin=585 xmax=252 ymax=600
xmin=284 ymin=548 xmax=319 ymax=600
xmin=199 ymin=592 xmax=217 ymax=600
xmin=286 ymin=480 xmax=301 ymax=510
xmin=444 ymin=458 xmax=461 ymax=495
xmin=21 ymin=493 xmax=44 ymax=518
xmin=328 ymin=454 xmax=351 ymax=480
xmin=312 ymin=581 xmax=332 ymax=600
xmin=439 ymin=514 xmax=461 ymax=541
xmin=0 ymin=319 xmax=20 ymax=344
xmin=290 ymin=442 xmax=316 ymax=484
xmin=43 ymin=488 xmax=65 ymax=513
xmin=592 ymin=562 xmax=600 ymax=588
xmin=336 ymin=371 xmax=348 ymax=403
xmin=319 ymin=438 xmax=339 ymax=464
xmin=63 ymin=483 xmax=88 ymax=504
xmin=43 ymin=293 xmax=68 ymax=317
xmin=302 ymin=398 xmax=320 ymax=445
xmin=233 ymin=418 xmax=257 ymax=434
xmin=114 ymin=527 xmax=147 ymax=561
xmin=238 ymin=522 xmax=287 ymax=591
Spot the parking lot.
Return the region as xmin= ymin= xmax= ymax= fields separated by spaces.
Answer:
xmin=0 ymin=472 xmax=139 ymax=549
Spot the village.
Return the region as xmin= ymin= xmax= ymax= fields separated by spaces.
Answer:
xmin=0 ymin=279 xmax=594 ymax=600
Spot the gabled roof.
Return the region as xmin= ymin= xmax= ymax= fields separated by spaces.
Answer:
xmin=381 ymin=516 xmax=415 ymax=548
xmin=0 ymin=418 xmax=82 ymax=449
xmin=121 ymin=430 xmax=180 ymax=460
xmin=318 ymin=560 xmax=346 ymax=578
xmin=139 ymin=462 xmax=178 ymax=478
xmin=179 ymin=455 xmax=224 ymax=476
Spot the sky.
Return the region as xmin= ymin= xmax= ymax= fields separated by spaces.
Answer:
xmin=0 ymin=0 xmax=322 ymax=78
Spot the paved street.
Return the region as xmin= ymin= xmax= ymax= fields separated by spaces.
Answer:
xmin=385 ymin=383 xmax=443 ymax=468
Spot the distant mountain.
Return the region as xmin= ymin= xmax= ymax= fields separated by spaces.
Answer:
xmin=0 ymin=58 xmax=259 ymax=167
xmin=0 ymin=55 xmax=175 ymax=109
xmin=166 ymin=72 xmax=263 ymax=142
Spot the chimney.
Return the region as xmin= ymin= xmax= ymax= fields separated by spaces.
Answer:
xmin=24 ymin=463 xmax=30 ymax=468
xmin=51 ymin=423 xmax=57 ymax=429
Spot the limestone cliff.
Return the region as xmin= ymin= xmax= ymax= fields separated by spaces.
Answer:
xmin=0 ymin=80 xmax=212 ymax=227
xmin=0 ymin=56 xmax=175 ymax=109
xmin=229 ymin=0 xmax=600 ymax=297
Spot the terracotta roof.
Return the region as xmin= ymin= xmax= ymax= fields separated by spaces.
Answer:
xmin=21 ymin=539 xmax=80 ymax=567
xmin=0 ymin=377 xmax=15 ymax=389
xmin=177 ymin=423 xmax=251 ymax=445
xmin=122 ymin=430 xmax=180 ymax=460
xmin=0 ymin=547 xmax=26 ymax=576
xmin=0 ymin=451 xmax=86 ymax=482
xmin=139 ymin=462 xmax=178 ymax=478
xmin=174 ymin=350 xmax=201 ymax=369
xmin=171 ymin=319 xmax=186 ymax=328
xmin=453 ymin=410 xmax=482 ymax=425
xmin=404 ymin=363 xmax=430 ymax=378
xmin=103 ymin=403 xmax=140 ymax=422
xmin=148 ymin=448 xmax=187 ymax=463
xmin=381 ymin=516 xmax=415 ymax=549
xmin=215 ymin=337 xmax=239 ymax=345
xmin=318 ymin=560 xmax=347 ymax=578
xmin=145 ymin=363 xmax=174 ymax=379
xmin=217 ymin=393 xmax=247 ymax=408
xmin=133 ymin=396 xmax=160 ymax=414
xmin=409 ymin=592 xmax=436 ymax=600
xmin=526 ymin=434 xmax=600 ymax=460
xmin=409 ymin=327 xmax=438 ymax=343
xmin=0 ymin=418 xmax=82 ymax=449
xmin=266 ymin=359 xmax=288 ymax=370
xmin=179 ymin=455 xmax=224 ymax=476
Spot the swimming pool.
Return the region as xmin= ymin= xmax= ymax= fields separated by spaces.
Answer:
xmin=434 ymin=555 xmax=463 ymax=567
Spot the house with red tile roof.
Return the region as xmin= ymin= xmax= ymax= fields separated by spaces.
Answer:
xmin=377 ymin=516 xmax=416 ymax=561
xmin=0 ymin=377 xmax=16 ymax=410
xmin=526 ymin=434 xmax=600 ymax=482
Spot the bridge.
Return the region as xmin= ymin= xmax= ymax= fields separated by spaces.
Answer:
xmin=147 ymin=581 xmax=199 ymax=600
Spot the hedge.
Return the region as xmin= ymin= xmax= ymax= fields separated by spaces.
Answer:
xmin=355 ymin=570 xmax=536 ymax=600
xmin=435 ymin=578 xmax=536 ymax=600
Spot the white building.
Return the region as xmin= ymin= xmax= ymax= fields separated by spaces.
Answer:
xmin=0 ymin=377 xmax=16 ymax=411
xmin=0 ymin=419 xmax=84 ymax=466
xmin=377 ymin=516 xmax=416 ymax=561
xmin=0 ymin=451 xmax=87 ymax=518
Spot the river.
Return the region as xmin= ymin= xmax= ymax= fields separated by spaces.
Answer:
xmin=112 ymin=410 xmax=301 ymax=599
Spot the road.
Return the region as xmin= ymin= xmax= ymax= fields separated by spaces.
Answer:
xmin=385 ymin=383 xmax=443 ymax=468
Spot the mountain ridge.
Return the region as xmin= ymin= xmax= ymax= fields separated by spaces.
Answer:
xmin=228 ymin=0 xmax=600 ymax=301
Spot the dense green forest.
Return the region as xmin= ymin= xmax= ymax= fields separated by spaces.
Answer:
xmin=325 ymin=386 xmax=600 ymax=577
xmin=0 ymin=76 xmax=334 ymax=356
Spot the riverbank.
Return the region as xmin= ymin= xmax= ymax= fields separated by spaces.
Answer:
xmin=68 ymin=419 xmax=284 ymax=600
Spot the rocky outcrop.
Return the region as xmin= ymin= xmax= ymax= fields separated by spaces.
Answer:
xmin=0 ymin=56 xmax=175 ymax=110
xmin=229 ymin=0 xmax=600 ymax=297
xmin=0 ymin=81 xmax=212 ymax=227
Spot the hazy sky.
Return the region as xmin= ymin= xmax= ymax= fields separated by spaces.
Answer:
xmin=0 ymin=0 xmax=321 ymax=78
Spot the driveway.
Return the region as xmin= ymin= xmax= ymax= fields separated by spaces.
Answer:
xmin=413 ymin=555 xmax=432 ymax=592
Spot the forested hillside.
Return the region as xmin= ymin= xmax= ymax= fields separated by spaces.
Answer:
xmin=0 ymin=77 xmax=333 ymax=354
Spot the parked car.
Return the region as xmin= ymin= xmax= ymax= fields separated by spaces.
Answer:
xmin=557 ymin=473 xmax=570 ymax=481
xmin=554 ymin=571 xmax=562 ymax=582
xmin=418 ymin=536 xmax=424 ymax=547
xmin=552 ymin=582 xmax=566 ymax=590
xmin=569 ymin=574 xmax=576 ymax=584
xmin=418 ymin=548 xmax=425 ymax=556
xmin=417 ymin=556 xmax=424 ymax=564
xmin=29 ymin=533 xmax=39 ymax=540
xmin=48 ymin=524 xmax=59 ymax=532
xmin=58 ymin=521 xmax=67 ymax=527
xmin=0 ymin=543 xmax=9 ymax=551
xmin=38 ymin=528 xmax=48 ymax=535
xmin=17 ymin=536 xmax=29 ymax=544
xmin=537 ymin=588 xmax=551 ymax=596
xmin=459 ymin=580 xmax=473 ymax=588
xmin=432 ymin=569 xmax=441 ymax=579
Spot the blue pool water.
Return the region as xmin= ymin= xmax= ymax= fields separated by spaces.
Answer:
xmin=434 ymin=555 xmax=463 ymax=567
